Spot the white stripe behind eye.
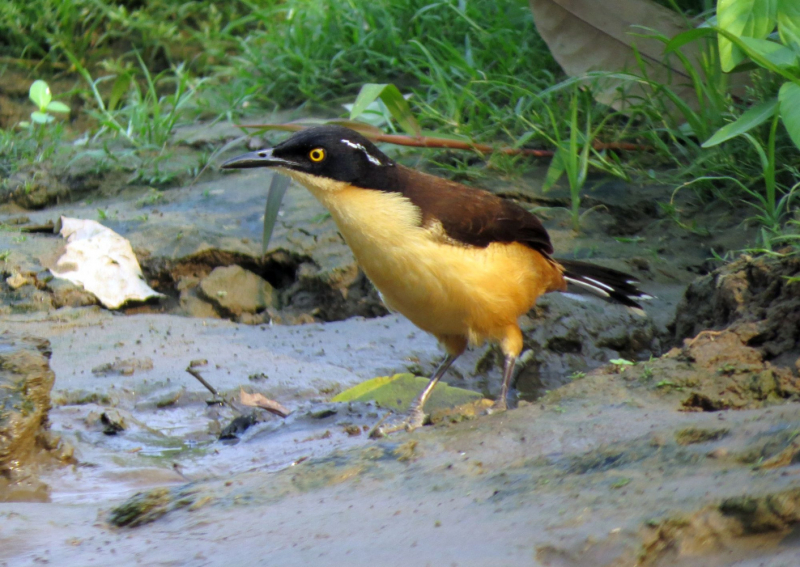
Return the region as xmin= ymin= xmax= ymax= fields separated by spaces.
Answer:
xmin=341 ymin=139 xmax=382 ymax=166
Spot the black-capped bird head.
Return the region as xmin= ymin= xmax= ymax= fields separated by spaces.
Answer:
xmin=221 ymin=125 xmax=395 ymax=190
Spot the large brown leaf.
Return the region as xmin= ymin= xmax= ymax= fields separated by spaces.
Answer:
xmin=529 ymin=0 xmax=742 ymax=113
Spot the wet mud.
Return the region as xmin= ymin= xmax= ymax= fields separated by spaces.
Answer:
xmin=1 ymin=131 xmax=798 ymax=565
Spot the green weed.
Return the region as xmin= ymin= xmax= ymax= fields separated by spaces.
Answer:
xmin=534 ymin=87 xmax=629 ymax=231
xmin=610 ymin=477 xmax=632 ymax=489
xmin=137 ymin=188 xmax=167 ymax=208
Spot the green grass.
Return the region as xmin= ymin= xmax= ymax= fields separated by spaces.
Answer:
xmin=1 ymin=0 xmax=562 ymax=172
xmin=0 ymin=0 xmax=797 ymax=253
xmin=223 ymin=0 xmax=561 ymax=143
xmin=0 ymin=0 xmax=251 ymax=70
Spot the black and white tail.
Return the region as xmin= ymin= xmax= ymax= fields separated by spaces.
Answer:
xmin=558 ymin=259 xmax=652 ymax=310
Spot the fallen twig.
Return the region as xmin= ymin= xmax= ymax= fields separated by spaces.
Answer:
xmin=185 ymin=366 xmax=221 ymax=397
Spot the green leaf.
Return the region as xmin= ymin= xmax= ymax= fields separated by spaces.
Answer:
xmin=108 ymin=74 xmax=132 ymax=111
xmin=702 ymin=98 xmax=778 ymax=147
xmin=331 ymin=373 xmax=481 ymax=411
xmin=350 ymin=83 xmax=421 ymax=138
xmin=777 ymin=0 xmax=800 ymax=50
xmin=718 ymin=0 xmax=779 ymax=72
xmin=738 ymin=36 xmax=799 ymax=68
xmin=29 ymin=80 xmax=51 ymax=111
xmin=664 ymin=27 xmax=716 ymax=53
xmin=542 ymin=146 xmax=566 ymax=192
xmin=715 ymin=25 xmax=800 ymax=81
xmin=778 ymin=82 xmax=800 ymax=150
xmin=350 ymin=84 xmax=393 ymax=121
xmin=30 ymin=111 xmax=53 ymax=124
xmin=46 ymin=101 xmax=70 ymax=114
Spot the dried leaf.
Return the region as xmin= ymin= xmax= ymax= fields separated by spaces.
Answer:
xmin=528 ymin=0 xmax=749 ymax=113
xmin=51 ymin=217 xmax=163 ymax=309
xmin=239 ymin=389 xmax=290 ymax=418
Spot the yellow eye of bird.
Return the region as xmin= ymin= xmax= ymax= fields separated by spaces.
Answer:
xmin=309 ymin=148 xmax=325 ymax=162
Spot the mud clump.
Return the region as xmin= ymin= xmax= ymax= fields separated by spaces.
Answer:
xmin=0 ymin=167 xmax=69 ymax=209
xmin=641 ymin=487 xmax=800 ymax=566
xmin=109 ymin=486 xmax=200 ymax=527
xmin=644 ymin=254 xmax=800 ymax=412
xmin=0 ymin=333 xmax=73 ymax=502
xmin=672 ymin=254 xmax=800 ymax=367
xmin=91 ymin=356 xmax=154 ymax=377
xmin=627 ymin=330 xmax=800 ymax=411
xmin=674 ymin=426 xmax=729 ymax=446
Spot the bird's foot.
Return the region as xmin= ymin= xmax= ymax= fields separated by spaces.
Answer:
xmin=485 ymin=398 xmax=508 ymax=415
xmin=368 ymin=407 xmax=426 ymax=438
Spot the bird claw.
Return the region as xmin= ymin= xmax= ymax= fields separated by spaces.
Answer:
xmin=485 ymin=398 xmax=508 ymax=415
xmin=368 ymin=408 xmax=426 ymax=438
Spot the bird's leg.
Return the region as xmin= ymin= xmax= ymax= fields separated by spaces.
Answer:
xmin=369 ymin=353 xmax=459 ymax=438
xmin=490 ymin=326 xmax=522 ymax=412
xmin=491 ymin=355 xmax=517 ymax=412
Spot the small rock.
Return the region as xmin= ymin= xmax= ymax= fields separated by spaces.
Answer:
xmin=179 ymin=291 xmax=221 ymax=319
xmin=198 ymin=265 xmax=275 ymax=316
xmin=219 ymin=414 xmax=258 ymax=440
xmin=47 ymin=277 xmax=98 ymax=308
xmin=6 ymin=272 xmax=33 ymax=289
xmin=155 ymin=387 xmax=185 ymax=408
xmin=100 ymin=410 xmax=127 ymax=435
xmin=92 ymin=357 xmax=154 ymax=377
xmin=707 ymin=448 xmax=729 ymax=459
xmin=342 ymin=424 xmax=361 ymax=436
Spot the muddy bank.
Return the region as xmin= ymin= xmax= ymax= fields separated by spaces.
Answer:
xmin=3 ymin=369 xmax=797 ymax=566
xmin=0 ymin=250 xmax=798 ymax=565
xmin=1 ymin=124 xmax=798 ymax=565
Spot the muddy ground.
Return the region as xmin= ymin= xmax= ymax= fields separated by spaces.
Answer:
xmin=1 ymin=127 xmax=798 ymax=566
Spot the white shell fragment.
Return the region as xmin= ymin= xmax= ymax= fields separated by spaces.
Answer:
xmin=51 ymin=217 xmax=163 ymax=309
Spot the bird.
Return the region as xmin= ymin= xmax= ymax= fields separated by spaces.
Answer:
xmin=221 ymin=125 xmax=649 ymax=436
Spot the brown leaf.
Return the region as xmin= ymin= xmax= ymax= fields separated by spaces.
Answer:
xmin=239 ymin=389 xmax=291 ymax=418
xmin=529 ymin=0 xmax=749 ymax=115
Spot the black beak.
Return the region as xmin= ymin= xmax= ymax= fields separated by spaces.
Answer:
xmin=220 ymin=148 xmax=298 ymax=170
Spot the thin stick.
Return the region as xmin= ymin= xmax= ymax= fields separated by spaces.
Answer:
xmin=237 ymin=123 xmax=654 ymax=156
xmin=185 ymin=366 xmax=220 ymax=397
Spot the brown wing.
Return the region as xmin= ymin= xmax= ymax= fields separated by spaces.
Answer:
xmin=393 ymin=166 xmax=554 ymax=255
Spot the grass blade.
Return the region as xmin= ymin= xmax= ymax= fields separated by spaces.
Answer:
xmin=262 ymin=173 xmax=290 ymax=255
